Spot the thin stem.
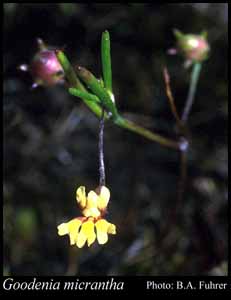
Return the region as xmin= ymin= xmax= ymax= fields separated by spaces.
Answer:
xmin=163 ymin=67 xmax=183 ymax=130
xmin=177 ymin=147 xmax=187 ymax=211
xmin=181 ymin=62 xmax=202 ymax=123
xmin=115 ymin=116 xmax=180 ymax=150
xmin=57 ymin=51 xmax=181 ymax=150
xmin=158 ymin=143 xmax=188 ymax=247
xmin=99 ymin=109 xmax=105 ymax=187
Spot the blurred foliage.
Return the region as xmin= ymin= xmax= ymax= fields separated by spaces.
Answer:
xmin=3 ymin=3 xmax=228 ymax=275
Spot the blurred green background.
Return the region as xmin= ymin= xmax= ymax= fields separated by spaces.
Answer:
xmin=3 ymin=3 xmax=228 ymax=276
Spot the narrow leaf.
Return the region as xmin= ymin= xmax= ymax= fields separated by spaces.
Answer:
xmin=69 ymin=88 xmax=101 ymax=103
xmin=56 ymin=50 xmax=104 ymax=118
xmin=76 ymin=66 xmax=118 ymax=119
xmin=101 ymin=30 xmax=112 ymax=92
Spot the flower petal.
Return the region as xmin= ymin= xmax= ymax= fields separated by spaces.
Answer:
xmin=76 ymin=186 xmax=87 ymax=208
xmin=87 ymin=191 xmax=99 ymax=208
xmin=81 ymin=220 xmax=96 ymax=247
xmin=95 ymin=219 xmax=110 ymax=244
xmin=107 ymin=223 xmax=116 ymax=235
xmin=57 ymin=223 xmax=69 ymax=236
xmin=68 ymin=219 xmax=82 ymax=245
xmin=76 ymin=230 xmax=87 ymax=248
xmin=96 ymin=232 xmax=108 ymax=244
xmin=97 ymin=186 xmax=110 ymax=210
xmin=82 ymin=207 xmax=101 ymax=218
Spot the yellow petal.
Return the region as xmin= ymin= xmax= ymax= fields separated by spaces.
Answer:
xmin=107 ymin=223 xmax=116 ymax=234
xmin=57 ymin=223 xmax=69 ymax=236
xmin=95 ymin=219 xmax=110 ymax=244
xmin=68 ymin=219 xmax=82 ymax=245
xmin=87 ymin=191 xmax=99 ymax=209
xmin=81 ymin=220 xmax=96 ymax=247
xmin=76 ymin=230 xmax=87 ymax=248
xmin=68 ymin=219 xmax=82 ymax=232
xmin=82 ymin=207 xmax=101 ymax=218
xmin=96 ymin=231 xmax=108 ymax=244
xmin=97 ymin=186 xmax=110 ymax=210
xmin=76 ymin=186 xmax=87 ymax=208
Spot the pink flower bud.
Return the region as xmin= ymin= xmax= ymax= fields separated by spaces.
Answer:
xmin=30 ymin=49 xmax=64 ymax=86
xmin=174 ymin=30 xmax=210 ymax=63
xmin=19 ymin=39 xmax=64 ymax=87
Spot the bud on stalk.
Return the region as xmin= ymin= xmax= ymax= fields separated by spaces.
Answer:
xmin=174 ymin=29 xmax=210 ymax=63
xmin=19 ymin=38 xmax=64 ymax=87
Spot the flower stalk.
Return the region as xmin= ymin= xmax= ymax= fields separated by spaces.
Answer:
xmin=99 ymin=109 xmax=106 ymax=187
xmin=163 ymin=67 xmax=183 ymax=129
xmin=181 ymin=62 xmax=202 ymax=123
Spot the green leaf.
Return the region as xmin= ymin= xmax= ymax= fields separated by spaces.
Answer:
xmin=101 ymin=30 xmax=112 ymax=92
xmin=76 ymin=66 xmax=119 ymax=119
xmin=69 ymin=88 xmax=101 ymax=103
xmin=114 ymin=116 xmax=179 ymax=149
xmin=56 ymin=50 xmax=105 ymax=118
xmin=56 ymin=50 xmax=85 ymax=90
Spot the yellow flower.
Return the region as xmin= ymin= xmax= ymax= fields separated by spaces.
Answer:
xmin=95 ymin=219 xmax=116 ymax=244
xmin=76 ymin=185 xmax=110 ymax=218
xmin=58 ymin=218 xmax=83 ymax=245
xmin=57 ymin=217 xmax=116 ymax=248
xmin=58 ymin=185 xmax=116 ymax=248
